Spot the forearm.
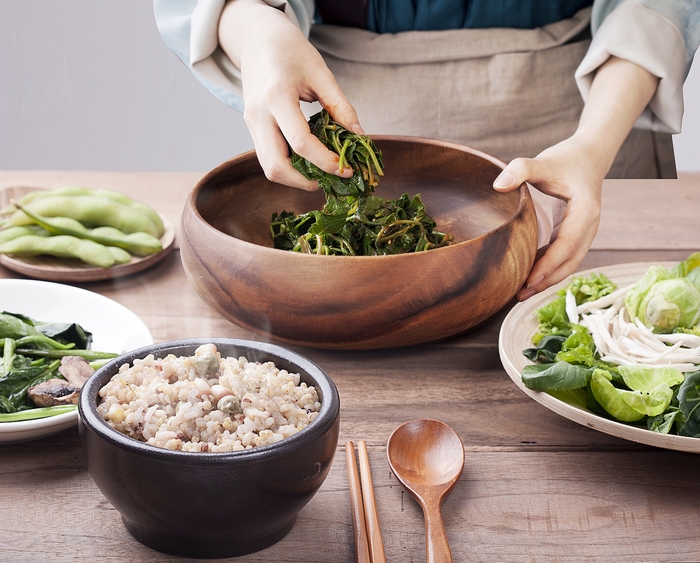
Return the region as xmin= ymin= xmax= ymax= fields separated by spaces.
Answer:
xmin=573 ymin=55 xmax=660 ymax=176
xmin=219 ymin=0 xmax=297 ymax=69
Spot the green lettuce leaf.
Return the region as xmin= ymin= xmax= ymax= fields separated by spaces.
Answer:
xmin=619 ymin=383 xmax=674 ymax=417
xmin=618 ymin=365 xmax=685 ymax=392
xmin=589 ymin=369 xmax=645 ymax=422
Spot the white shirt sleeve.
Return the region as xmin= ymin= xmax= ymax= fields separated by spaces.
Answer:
xmin=153 ymin=0 xmax=315 ymax=111
xmin=576 ymin=0 xmax=700 ymax=134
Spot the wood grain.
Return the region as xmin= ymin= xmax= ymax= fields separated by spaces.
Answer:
xmin=345 ymin=441 xmax=371 ymax=563
xmin=179 ymin=138 xmax=539 ymax=349
xmin=0 ymin=172 xmax=699 ymax=563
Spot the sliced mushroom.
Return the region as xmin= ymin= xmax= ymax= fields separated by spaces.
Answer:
xmin=58 ymin=355 xmax=95 ymax=388
xmin=27 ymin=378 xmax=80 ymax=407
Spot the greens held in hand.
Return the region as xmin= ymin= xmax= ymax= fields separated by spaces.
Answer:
xmin=270 ymin=110 xmax=454 ymax=255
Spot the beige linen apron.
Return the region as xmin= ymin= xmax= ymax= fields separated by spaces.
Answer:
xmin=309 ymin=8 xmax=676 ymax=244
xmin=309 ymin=7 xmax=676 ymax=179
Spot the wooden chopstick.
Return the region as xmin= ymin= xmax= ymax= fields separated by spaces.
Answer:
xmin=346 ymin=441 xmax=371 ymax=563
xmin=357 ymin=440 xmax=386 ymax=563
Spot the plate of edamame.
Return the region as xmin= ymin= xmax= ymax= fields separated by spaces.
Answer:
xmin=0 ymin=278 xmax=154 ymax=443
xmin=0 ymin=186 xmax=175 ymax=282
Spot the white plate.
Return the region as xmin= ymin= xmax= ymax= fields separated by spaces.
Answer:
xmin=0 ymin=279 xmax=153 ymax=443
xmin=499 ymin=261 xmax=700 ymax=454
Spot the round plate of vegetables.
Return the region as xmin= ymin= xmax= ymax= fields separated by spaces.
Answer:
xmin=499 ymin=254 xmax=700 ymax=453
xmin=0 ymin=279 xmax=153 ymax=443
xmin=0 ymin=186 xmax=175 ymax=282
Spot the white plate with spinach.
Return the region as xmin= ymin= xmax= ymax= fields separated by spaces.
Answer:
xmin=0 ymin=279 xmax=153 ymax=443
xmin=499 ymin=261 xmax=700 ymax=454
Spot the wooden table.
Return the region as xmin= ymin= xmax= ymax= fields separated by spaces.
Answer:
xmin=1 ymin=172 xmax=700 ymax=563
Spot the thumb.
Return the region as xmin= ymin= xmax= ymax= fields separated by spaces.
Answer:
xmin=493 ymin=157 xmax=543 ymax=192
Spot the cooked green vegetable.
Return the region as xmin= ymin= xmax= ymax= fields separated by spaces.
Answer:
xmin=0 ymin=312 xmax=116 ymax=421
xmin=270 ymin=109 xmax=453 ymax=255
xmin=1 ymin=185 xmax=164 ymax=236
xmin=0 ymin=225 xmax=50 ymax=245
xmin=0 ymin=404 xmax=77 ymax=422
xmin=2 ymin=194 xmax=162 ymax=238
xmin=14 ymin=203 xmax=161 ymax=257
xmin=0 ymin=234 xmax=120 ymax=268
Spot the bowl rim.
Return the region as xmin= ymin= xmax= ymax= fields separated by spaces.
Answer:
xmin=78 ymin=338 xmax=340 ymax=463
xmin=184 ymin=135 xmax=533 ymax=259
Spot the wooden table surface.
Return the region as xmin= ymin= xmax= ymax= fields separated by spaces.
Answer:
xmin=1 ymin=171 xmax=699 ymax=563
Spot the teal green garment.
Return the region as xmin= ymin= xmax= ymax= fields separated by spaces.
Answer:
xmin=366 ymin=0 xmax=594 ymax=32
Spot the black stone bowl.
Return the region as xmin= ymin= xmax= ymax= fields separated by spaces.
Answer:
xmin=78 ymin=338 xmax=340 ymax=559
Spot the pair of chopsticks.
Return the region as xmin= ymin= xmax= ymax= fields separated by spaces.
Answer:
xmin=346 ymin=440 xmax=386 ymax=563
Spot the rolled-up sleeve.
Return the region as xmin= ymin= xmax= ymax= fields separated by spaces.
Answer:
xmin=575 ymin=0 xmax=700 ymax=134
xmin=153 ymin=0 xmax=315 ymax=112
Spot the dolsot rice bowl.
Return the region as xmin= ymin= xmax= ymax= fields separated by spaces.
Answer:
xmin=97 ymin=343 xmax=322 ymax=452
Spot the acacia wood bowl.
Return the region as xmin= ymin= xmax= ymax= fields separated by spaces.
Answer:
xmin=180 ymin=137 xmax=538 ymax=349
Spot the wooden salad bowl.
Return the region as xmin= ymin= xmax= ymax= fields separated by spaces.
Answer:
xmin=180 ymin=136 xmax=538 ymax=349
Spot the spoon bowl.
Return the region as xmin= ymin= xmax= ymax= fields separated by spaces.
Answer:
xmin=387 ymin=419 xmax=464 ymax=563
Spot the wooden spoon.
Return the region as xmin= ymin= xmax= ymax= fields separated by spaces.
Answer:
xmin=386 ymin=419 xmax=464 ymax=563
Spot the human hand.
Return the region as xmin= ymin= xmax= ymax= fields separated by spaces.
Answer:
xmin=492 ymin=136 xmax=606 ymax=301
xmin=219 ymin=0 xmax=363 ymax=190
xmin=491 ymin=54 xmax=660 ymax=301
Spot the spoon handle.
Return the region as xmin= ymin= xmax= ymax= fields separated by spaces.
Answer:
xmin=424 ymin=503 xmax=452 ymax=563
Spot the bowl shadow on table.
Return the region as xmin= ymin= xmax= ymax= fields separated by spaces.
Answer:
xmin=180 ymin=136 xmax=538 ymax=351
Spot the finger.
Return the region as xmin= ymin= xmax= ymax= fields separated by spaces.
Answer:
xmin=272 ymin=98 xmax=354 ymax=178
xmin=493 ymin=158 xmax=541 ymax=192
xmin=517 ymin=202 xmax=600 ymax=300
xmin=245 ymin=110 xmax=320 ymax=191
xmin=316 ymin=82 xmax=365 ymax=135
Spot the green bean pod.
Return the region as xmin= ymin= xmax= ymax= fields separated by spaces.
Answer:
xmin=0 ymin=234 xmax=117 ymax=268
xmin=15 ymin=204 xmax=162 ymax=257
xmin=0 ymin=225 xmax=50 ymax=245
xmin=2 ymin=186 xmax=164 ymax=236
xmin=4 ymin=195 xmax=162 ymax=238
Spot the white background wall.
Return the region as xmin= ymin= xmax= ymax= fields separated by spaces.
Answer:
xmin=0 ymin=1 xmax=697 ymax=172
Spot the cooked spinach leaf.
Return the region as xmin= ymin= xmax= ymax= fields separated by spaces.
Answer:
xmin=271 ymin=110 xmax=453 ymax=256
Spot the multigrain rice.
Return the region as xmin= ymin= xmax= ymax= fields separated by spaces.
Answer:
xmin=97 ymin=344 xmax=321 ymax=452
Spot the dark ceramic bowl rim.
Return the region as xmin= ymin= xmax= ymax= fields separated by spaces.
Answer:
xmin=186 ymin=135 xmax=531 ymax=259
xmin=78 ymin=338 xmax=340 ymax=464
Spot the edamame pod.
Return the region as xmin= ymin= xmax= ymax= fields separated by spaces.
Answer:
xmin=5 ymin=195 xmax=161 ymax=238
xmin=91 ymin=227 xmax=162 ymax=256
xmin=2 ymin=186 xmax=164 ymax=236
xmin=0 ymin=225 xmax=50 ymax=245
xmin=0 ymin=234 xmax=116 ymax=268
xmin=106 ymin=246 xmax=132 ymax=264
xmin=15 ymin=204 xmax=162 ymax=257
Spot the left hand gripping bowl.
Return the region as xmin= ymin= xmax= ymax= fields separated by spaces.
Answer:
xmin=179 ymin=137 xmax=538 ymax=350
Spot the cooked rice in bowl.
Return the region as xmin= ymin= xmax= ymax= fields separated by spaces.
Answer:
xmin=96 ymin=343 xmax=321 ymax=452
